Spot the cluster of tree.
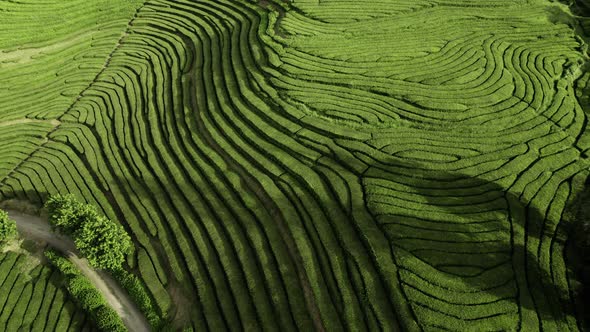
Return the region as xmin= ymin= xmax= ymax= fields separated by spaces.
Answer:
xmin=45 ymin=195 xmax=167 ymax=328
xmin=0 ymin=210 xmax=17 ymax=248
xmin=45 ymin=194 xmax=131 ymax=270
xmin=45 ymin=250 xmax=126 ymax=332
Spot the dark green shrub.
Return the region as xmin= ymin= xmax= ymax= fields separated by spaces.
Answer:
xmin=73 ymin=215 xmax=131 ymax=270
xmin=44 ymin=195 xmax=131 ymax=270
xmin=94 ymin=306 xmax=127 ymax=332
xmin=45 ymin=250 xmax=127 ymax=332
xmin=45 ymin=194 xmax=83 ymax=234
xmin=112 ymin=268 xmax=163 ymax=329
xmin=45 ymin=251 xmax=78 ymax=275
xmin=0 ymin=210 xmax=17 ymax=247
xmin=77 ymin=288 xmax=104 ymax=312
xmin=67 ymin=275 xmax=92 ymax=296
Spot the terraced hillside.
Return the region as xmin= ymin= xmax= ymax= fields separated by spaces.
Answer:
xmin=1 ymin=0 xmax=590 ymax=330
xmin=0 ymin=251 xmax=96 ymax=331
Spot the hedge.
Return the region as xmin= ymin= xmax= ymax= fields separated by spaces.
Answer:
xmin=111 ymin=268 xmax=164 ymax=330
xmin=45 ymin=250 xmax=127 ymax=332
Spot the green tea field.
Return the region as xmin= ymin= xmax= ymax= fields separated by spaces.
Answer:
xmin=0 ymin=251 xmax=96 ymax=332
xmin=1 ymin=0 xmax=590 ymax=331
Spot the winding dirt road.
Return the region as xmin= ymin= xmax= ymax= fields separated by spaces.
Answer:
xmin=6 ymin=210 xmax=151 ymax=332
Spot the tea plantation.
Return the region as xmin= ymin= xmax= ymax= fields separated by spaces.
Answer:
xmin=1 ymin=0 xmax=590 ymax=331
xmin=0 ymin=251 xmax=96 ymax=331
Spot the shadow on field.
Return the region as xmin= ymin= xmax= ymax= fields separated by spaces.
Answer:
xmin=564 ymin=176 xmax=590 ymax=330
xmin=355 ymin=155 xmax=585 ymax=329
xmin=2 ymin=147 xmax=587 ymax=330
xmin=546 ymin=2 xmax=590 ymax=329
xmin=0 ymin=188 xmax=48 ymax=208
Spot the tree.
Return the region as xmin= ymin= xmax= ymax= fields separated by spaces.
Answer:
xmin=74 ymin=215 xmax=131 ymax=270
xmin=45 ymin=194 xmax=132 ymax=270
xmin=0 ymin=210 xmax=17 ymax=246
xmin=45 ymin=194 xmax=86 ymax=234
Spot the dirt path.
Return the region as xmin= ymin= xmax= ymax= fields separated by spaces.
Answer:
xmin=0 ymin=30 xmax=97 ymax=66
xmin=6 ymin=210 xmax=151 ymax=332
xmin=0 ymin=118 xmax=60 ymax=128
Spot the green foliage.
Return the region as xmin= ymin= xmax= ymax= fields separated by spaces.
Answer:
xmin=95 ymin=306 xmax=127 ymax=332
xmin=2 ymin=0 xmax=590 ymax=331
xmin=0 ymin=210 xmax=17 ymax=245
xmin=77 ymin=288 xmax=104 ymax=312
xmin=74 ymin=215 xmax=131 ymax=270
xmin=112 ymin=268 xmax=164 ymax=329
xmin=44 ymin=250 xmax=78 ymax=275
xmin=45 ymin=250 xmax=127 ymax=332
xmin=45 ymin=194 xmax=80 ymax=233
xmin=45 ymin=194 xmax=131 ymax=270
xmin=45 ymin=194 xmax=98 ymax=235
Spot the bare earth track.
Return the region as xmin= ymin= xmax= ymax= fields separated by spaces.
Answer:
xmin=6 ymin=210 xmax=150 ymax=332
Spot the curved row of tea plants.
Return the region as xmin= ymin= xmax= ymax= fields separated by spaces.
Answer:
xmin=0 ymin=0 xmax=589 ymax=330
xmin=0 ymin=251 xmax=96 ymax=331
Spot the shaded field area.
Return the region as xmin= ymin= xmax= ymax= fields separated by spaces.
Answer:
xmin=1 ymin=0 xmax=590 ymax=330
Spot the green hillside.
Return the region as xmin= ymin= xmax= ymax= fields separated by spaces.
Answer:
xmin=1 ymin=0 xmax=589 ymax=330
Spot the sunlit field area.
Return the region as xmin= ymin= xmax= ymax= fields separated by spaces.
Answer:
xmin=1 ymin=0 xmax=590 ymax=331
